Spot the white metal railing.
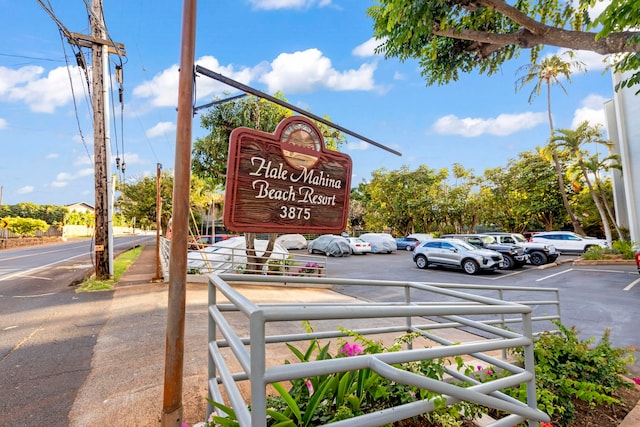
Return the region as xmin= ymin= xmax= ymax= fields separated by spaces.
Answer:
xmin=207 ymin=275 xmax=557 ymax=427
xmin=183 ymin=242 xmax=327 ymax=277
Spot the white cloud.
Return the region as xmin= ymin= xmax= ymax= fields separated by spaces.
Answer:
xmin=51 ymin=168 xmax=94 ymax=188
xmin=146 ymin=121 xmax=176 ymax=138
xmin=555 ymin=48 xmax=609 ymax=72
xmin=47 ymin=153 xmax=59 ymax=159
xmin=432 ymin=112 xmax=547 ymax=137
xmin=0 ymin=65 xmax=43 ymax=95
xmin=133 ymin=56 xmax=260 ymax=108
xmin=572 ymin=94 xmax=607 ymax=128
xmin=352 ymin=37 xmax=386 ymax=58
xmin=0 ymin=118 xmax=6 ymax=129
xmin=16 ymin=186 xmax=34 ymax=194
xmin=261 ymin=48 xmax=377 ymax=93
xmin=5 ymin=65 xmax=85 ymax=113
xmin=347 ymin=140 xmax=370 ymax=151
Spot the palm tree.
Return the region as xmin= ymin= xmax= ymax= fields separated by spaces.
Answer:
xmin=551 ymin=122 xmax=614 ymax=244
xmin=573 ymin=149 xmax=624 ymax=240
xmin=516 ymin=52 xmax=586 ymax=233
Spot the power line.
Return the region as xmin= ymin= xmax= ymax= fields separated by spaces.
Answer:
xmin=0 ymin=52 xmax=66 ymax=63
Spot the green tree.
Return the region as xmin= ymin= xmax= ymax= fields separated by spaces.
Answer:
xmin=362 ymin=165 xmax=448 ymax=236
xmin=0 ymin=203 xmax=67 ymax=226
xmin=551 ymin=122 xmax=618 ymax=242
xmin=481 ymin=150 xmax=565 ymax=231
xmin=367 ymin=0 xmax=640 ymax=87
xmin=1 ymin=217 xmax=49 ymax=236
xmin=516 ymin=53 xmax=586 ymax=234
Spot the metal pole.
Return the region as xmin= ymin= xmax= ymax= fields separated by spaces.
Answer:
xmin=162 ymin=0 xmax=196 ymax=425
xmin=154 ymin=163 xmax=163 ymax=281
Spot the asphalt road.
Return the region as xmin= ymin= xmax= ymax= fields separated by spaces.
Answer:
xmin=0 ymin=235 xmax=154 ymax=426
xmin=318 ymin=249 xmax=640 ymax=376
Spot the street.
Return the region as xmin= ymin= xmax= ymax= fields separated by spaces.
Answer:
xmin=0 ymin=235 xmax=153 ymax=426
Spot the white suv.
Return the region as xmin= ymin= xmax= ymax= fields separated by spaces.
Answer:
xmin=530 ymin=231 xmax=608 ymax=254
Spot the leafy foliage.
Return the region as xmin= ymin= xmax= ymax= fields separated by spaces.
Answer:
xmin=367 ymin=0 xmax=640 ymax=89
xmin=207 ymin=328 xmax=484 ymax=426
xmin=0 ymin=202 xmax=68 ymax=226
xmin=0 ymin=216 xmax=49 ymax=236
xmin=507 ymin=321 xmax=636 ymax=426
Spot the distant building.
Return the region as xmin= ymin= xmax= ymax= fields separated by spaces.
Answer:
xmin=65 ymin=202 xmax=95 ymax=215
xmin=605 ymin=70 xmax=640 ymax=243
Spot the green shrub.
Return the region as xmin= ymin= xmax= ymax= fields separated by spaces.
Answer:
xmin=1 ymin=216 xmax=49 ymax=236
xmin=508 ymin=321 xmax=636 ymax=426
xmin=611 ymin=240 xmax=637 ymax=259
xmin=582 ymin=245 xmax=604 ymax=260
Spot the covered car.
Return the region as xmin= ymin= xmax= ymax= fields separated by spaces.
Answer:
xmin=307 ymin=235 xmax=351 ymax=257
xmin=275 ymin=233 xmax=308 ymax=250
xmin=187 ymin=236 xmax=289 ymax=273
xmin=359 ymin=233 xmax=397 ymax=254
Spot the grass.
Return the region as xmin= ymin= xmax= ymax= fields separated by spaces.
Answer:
xmin=76 ymin=245 xmax=144 ymax=292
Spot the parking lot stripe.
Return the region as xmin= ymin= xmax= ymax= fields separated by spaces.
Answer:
xmin=624 ymin=277 xmax=640 ymax=291
xmin=536 ymin=268 xmax=573 ymax=282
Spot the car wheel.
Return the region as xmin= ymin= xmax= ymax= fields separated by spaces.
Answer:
xmin=415 ymin=255 xmax=428 ymax=269
xmin=462 ymin=259 xmax=480 ymax=275
xmin=529 ymin=251 xmax=548 ymax=266
xmin=405 ymin=245 xmax=413 ymax=251
xmin=502 ymin=254 xmax=515 ymax=270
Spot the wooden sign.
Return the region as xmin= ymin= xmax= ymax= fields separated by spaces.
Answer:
xmin=224 ymin=116 xmax=352 ymax=233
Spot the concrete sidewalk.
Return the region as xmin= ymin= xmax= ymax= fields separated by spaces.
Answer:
xmin=68 ymin=244 xmax=640 ymax=426
xmin=68 ymin=245 xmax=370 ymax=426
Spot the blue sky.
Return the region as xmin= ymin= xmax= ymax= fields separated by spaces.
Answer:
xmin=0 ymin=0 xmax=615 ymax=207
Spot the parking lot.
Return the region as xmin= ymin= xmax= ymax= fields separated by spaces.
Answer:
xmin=305 ymin=249 xmax=640 ymax=376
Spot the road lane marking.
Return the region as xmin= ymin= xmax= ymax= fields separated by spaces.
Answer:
xmin=0 ymin=252 xmax=89 ymax=282
xmin=624 ymin=277 xmax=640 ymax=291
xmin=536 ymin=268 xmax=573 ymax=282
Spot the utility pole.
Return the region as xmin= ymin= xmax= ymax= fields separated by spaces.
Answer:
xmin=65 ymin=0 xmax=125 ymax=279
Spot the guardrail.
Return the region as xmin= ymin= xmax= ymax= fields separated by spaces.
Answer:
xmin=207 ymin=274 xmax=557 ymax=427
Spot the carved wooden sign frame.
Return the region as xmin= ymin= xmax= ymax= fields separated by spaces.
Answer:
xmin=223 ymin=116 xmax=352 ymax=233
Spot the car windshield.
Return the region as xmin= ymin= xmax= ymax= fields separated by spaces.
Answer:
xmin=513 ymin=234 xmax=527 ymax=243
xmin=480 ymin=236 xmax=496 ymax=244
xmin=450 ymin=240 xmax=476 ymax=251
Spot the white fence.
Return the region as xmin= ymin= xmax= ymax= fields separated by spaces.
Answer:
xmin=207 ymin=274 xmax=559 ymax=427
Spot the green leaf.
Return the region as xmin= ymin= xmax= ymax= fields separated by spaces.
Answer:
xmin=272 ymin=382 xmax=302 ymax=424
xmin=303 ymin=376 xmax=338 ymax=427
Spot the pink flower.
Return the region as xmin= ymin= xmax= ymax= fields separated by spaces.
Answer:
xmin=182 ymin=423 xmax=189 ymax=427
xmin=487 ymin=370 xmax=493 ymax=376
xmin=339 ymin=342 xmax=364 ymax=357
xmin=477 ymin=365 xmax=483 ymax=371
xmin=632 ymin=377 xmax=640 ymax=386
xmin=305 ymin=380 xmax=314 ymax=395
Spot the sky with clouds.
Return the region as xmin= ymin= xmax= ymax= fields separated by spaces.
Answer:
xmin=0 ymin=0 xmax=615 ymax=206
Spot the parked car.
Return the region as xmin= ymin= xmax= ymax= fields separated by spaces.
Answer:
xmin=275 ymin=233 xmax=308 ymax=250
xmin=440 ymin=233 xmax=527 ymax=270
xmin=359 ymin=233 xmax=397 ymax=253
xmin=346 ymin=237 xmax=372 ymax=255
xmin=530 ymin=231 xmax=609 ymax=254
xmin=484 ymin=232 xmax=559 ymax=266
xmin=395 ymin=236 xmax=421 ymax=251
xmin=308 ymin=235 xmax=351 ymax=257
xmin=407 ymin=233 xmax=433 ymax=242
xmin=412 ymin=238 xmax=503 ymax=275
